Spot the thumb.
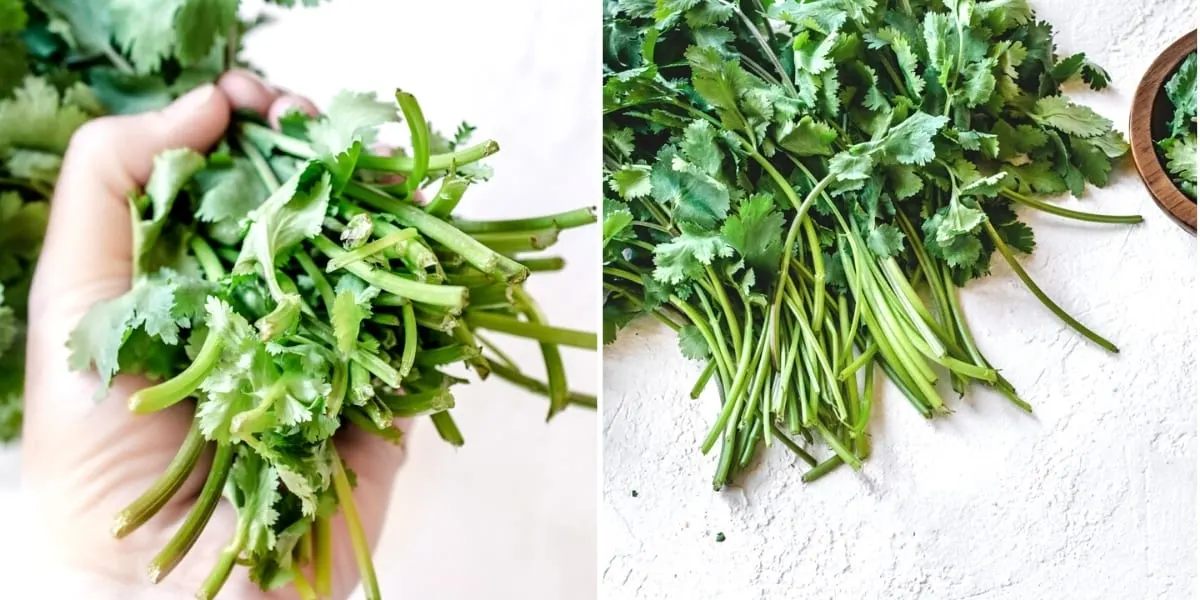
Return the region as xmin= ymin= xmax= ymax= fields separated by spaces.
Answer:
xmin=31 ymin=83 xmax=231 ymax=307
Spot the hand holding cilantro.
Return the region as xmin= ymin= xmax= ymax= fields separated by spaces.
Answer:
xmin=22 ymin=72 xmax=404 ymax=600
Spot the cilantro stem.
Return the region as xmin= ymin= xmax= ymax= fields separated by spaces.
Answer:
xmin=128 ymin=328 xmax=225 ymax=414
xmin=451 ymin=207 xmax=598 ymax=233
xmin=400 ymin=300 xmax=418 ymax=377
xmin=690 ymin=360 xmax=717 ymax=399
xmin=519 ymin=256 xmax=565 ymax=272
xmin=147 ymin=443 xmax=234 ymax=584
xmin=292 ymin=568 xmax=317 ymax=600
xmin=430 ymin=411 xmax=464 ymax=446
xmin=1000 ymin=189 xmax=1143 ymax=224
xmin=983 ymin=221 xmax=1118 ymax=353
xmin=381 ymin=387 xmax=456 ymax=416
xmin=294 ymin=252 xmax=336 ymax=312
xmin=473 ymin=228 xmax=559 ymax=253
xmin=197 ymin=526 xmax=245 ymax=600
xmin=720 ymin=0 xmax=797 ymax=96
xmin=344 ymin=181 xmax=529 ymax=283
xmin=476 ymin=332 xmax=520 ymax=370
xmin=313 ymin=515 xmax=333 ymax=598
xmin=770 ymin=423 xmax=818 ymax=467
xmin=357 ymin=140 xmax=499 ymax=174
xmin=802 ymin=455 xmax=844 ymax=483
xmin=100 ymin=43 xmax=134 ymax=74
xmin=238 ymin=122 xmax=315 ymax=160
xmin=112 ymin=420 xmax=206 ymax=539
xmin=311 ymin=236 xmax=468 ymax=308
xmin=513 ymin=286 xmax=569 ymax=416
xmin=324 ymin=229 xmax=419 ymax=272
xmin=236 ymin=132 xmax=282 ymax=190
xmin=331 ymin=449 xmax=381 ymax=600
xmin=189 ymin=236 xmax=226 ymax=281
xmin=396 ymin=90 xmax=431 ymax=193
xmin=463 ymin=310 xmax=596 ymax=350
xmin=485 ymin=359 xmax=597 ymax=409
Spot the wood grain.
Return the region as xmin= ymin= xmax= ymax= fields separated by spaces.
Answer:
xmin=1130 ymin=29 xmax=1197 ymax=234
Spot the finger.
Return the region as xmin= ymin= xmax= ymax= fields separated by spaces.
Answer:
xmin=217 ymin=69 xmax=279 ymax=116
xmin=268 ymin=94 xmax=320 ymax=128
xmin=31 ymin=83 xmax=231 ymax=314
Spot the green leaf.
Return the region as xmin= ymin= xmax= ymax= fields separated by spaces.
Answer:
xmin=174 ymin=0 xmax=239 ymax=65
xmin=110 ymin=0 xmax=184 ymax=73
xmin=224 ymin=449 xmax=281 ymax=556
xmin=686 ymin=45 xmax=754 ymax=135
xmin=1165 ymin=53 xmax=1197 ymax=138
xmin=0 ymin=77 xmax=92 ymax=155
xmin=866 ymin=223 xmax=904 ymax=258
xmin=67 ymin=270 xmax=212 ymax=394
xmin=133 ymin=149 xmax=206 ymax=274
xmin=234 ymin=163 xmax=333 ymax=300
xmin=778 ymin=115 xmax=837 ymax=156
xmin=653 ymin=150 xmax=730 ymax=229
xmin=609 ymin=165 xmax=654 ymax=199
xmin=959 ymin=172 xmax=1009 ymax=197
xmin=652 ymin=224 xmax=733 ymax=285
xmin=194 ymin=158 xmax=269 ymax=228
xmin=677 ymin=325 xmax=710 ymax=360
xmin=306 ymin=91 xmax=398 ymax=159
xmin=721 ymin=193 xmax=784 ymax=275
xmin=680 ymin=120 xmax=723 ymax=175
xmin=1030 ymin=96 xmax=1113 ymax=138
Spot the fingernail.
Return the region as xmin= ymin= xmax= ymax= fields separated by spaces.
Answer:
xmin=162 ymin=83 xmax=217 ymax=119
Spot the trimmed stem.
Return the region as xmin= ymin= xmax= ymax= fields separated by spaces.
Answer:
xmin=485 ymin=359 xmax=597 ymax=409
xmin=344 ymin=182 xmax=528 ymax=283
xmin=983 ymin=221 xmax=1118 ymax=352
xmin=147 ymin=443 xmax=235 ymax=584
xmin=312 ymin=236 xmax=468 ymax=308
xmin=1001 ymin=188 xmax=1143 ymax=224
xmin=128 ymin=329 xmax=224 ymax=413
xmin=112 ymin=420 xmax=207 ymax=538
xmin=463 ymin=311 xmax=597 ymax=350
xmin=357 ymin=140 xmax=499 ymax=173
xmin=332 ymin=450 xmax=380 ymax=600
xmin=451 ymin=207 xmax=598 ymax=233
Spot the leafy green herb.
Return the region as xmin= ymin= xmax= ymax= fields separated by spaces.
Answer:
xmin=1158 ymin=51 xmax=1196 ymax=199
xmin=603 ymin=0 xmax=1140 ymax=490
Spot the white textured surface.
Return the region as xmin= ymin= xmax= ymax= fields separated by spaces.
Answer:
xmin=0 ymin=1 xmax=599 ymax=599
xmin=602 ymin=3 xmax=1198 ymax=600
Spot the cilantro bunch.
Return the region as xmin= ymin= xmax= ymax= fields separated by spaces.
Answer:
xmin=603 ymin=0 xmax=1141 ymax=488
xmin=64 ymin=90 xmax=595 ymax=599
xmin=0 ymin=0 xmax=319 ymax=441
xmin=1158 ymin=51 xmax=1196 ymax=199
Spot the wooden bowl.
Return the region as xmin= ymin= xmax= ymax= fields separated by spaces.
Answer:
xmin=1129 ymin=29 xmax=1196 ymax=234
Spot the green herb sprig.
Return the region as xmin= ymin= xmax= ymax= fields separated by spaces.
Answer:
xmin=603 ymin=0 xmax=1139 ymax=488
xmin=1158 ymin=51 xmax=1196 ymax=199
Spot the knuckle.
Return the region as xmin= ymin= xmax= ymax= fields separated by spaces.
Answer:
xmin=65 ymin=116 xmax=127 ymax=155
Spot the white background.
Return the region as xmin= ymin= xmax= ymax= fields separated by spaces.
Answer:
xmin=602 ymin=2 xmax=1198 ymax=599
xmin=0 ymin=1 xmax=600 ymax=599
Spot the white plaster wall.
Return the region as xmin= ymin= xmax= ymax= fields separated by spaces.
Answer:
xmin=0 ymin=1 xmax=600 ymax=599
xmin=601 ymin=2 xmax=1198 ymax=599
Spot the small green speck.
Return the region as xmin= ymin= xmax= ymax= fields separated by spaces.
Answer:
xmin=715 ymin=532 xmax=725 ymax=542
xmin=631 ymin=490 xmax=639 ymax=498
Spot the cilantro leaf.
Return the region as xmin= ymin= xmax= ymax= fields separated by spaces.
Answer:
xmin=1030 ymin=96 xmax=1113 ymax=138
xmin=677 ymin=325 xmax=710 ymax=360
xmin=652 ymin=223 xmax=733 ymax=285
xmin=234 ymin=163 xmax=333 ymax=300
xmin=721 ymin=193 xmax=784 ymax=275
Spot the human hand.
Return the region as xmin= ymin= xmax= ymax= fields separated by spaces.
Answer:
xmin=21 ymin=71 xmax=408 ymax=599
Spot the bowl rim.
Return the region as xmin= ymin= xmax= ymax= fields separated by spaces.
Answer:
xmin=1129 ymin=29 xmax=1197 ymax=234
